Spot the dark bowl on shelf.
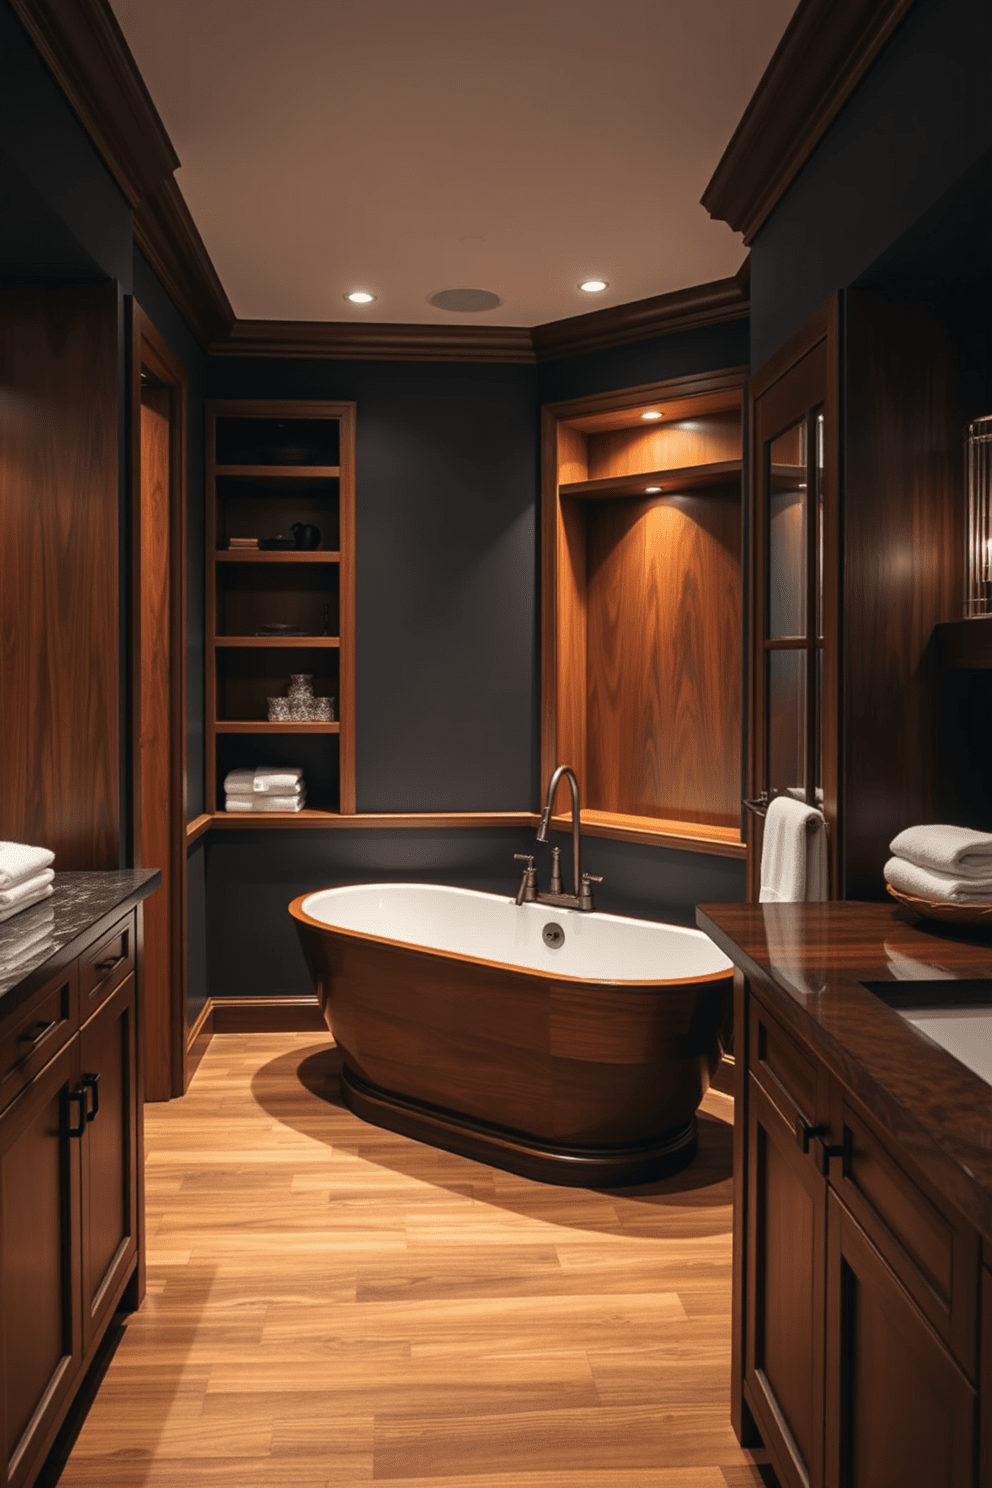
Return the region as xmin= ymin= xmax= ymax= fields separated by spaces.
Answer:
xmin=257 ymin=536 xmax=296 ymax=550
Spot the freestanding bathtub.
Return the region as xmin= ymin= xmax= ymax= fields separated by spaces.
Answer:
xmin=289 ymin=883 xmax=733 ymax=1186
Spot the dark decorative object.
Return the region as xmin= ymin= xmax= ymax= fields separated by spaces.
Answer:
xmin=290 ymin=521 xmax=321 ymax=550
xmin=257 ymin=535 xmax=296 ymax=550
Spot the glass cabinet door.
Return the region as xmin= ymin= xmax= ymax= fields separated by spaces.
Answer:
xmin=749 ymin=328 xmax=834 ymax=899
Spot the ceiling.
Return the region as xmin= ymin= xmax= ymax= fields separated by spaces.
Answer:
xmin=109 ymin=0 xmax=798 ymax=328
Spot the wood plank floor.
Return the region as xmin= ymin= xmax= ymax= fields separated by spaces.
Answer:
xmin=56 ymin=1033 xmax=772 ymax=1487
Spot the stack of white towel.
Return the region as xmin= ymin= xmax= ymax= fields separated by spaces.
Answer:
xmin=0 ymin=842 xmax=56 ymax=923
xmin=224 ymin=767 xmax=306 ymax=813
xmin=884 ymin=825 xmax=992 ymax=904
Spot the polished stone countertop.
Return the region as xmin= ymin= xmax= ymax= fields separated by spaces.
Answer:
xmin=697 ymin=900 xmax=992 ymax=1248
xmin=0 ymin=869 xmax=160 ymax=1006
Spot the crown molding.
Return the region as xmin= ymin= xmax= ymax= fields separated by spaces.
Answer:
xmin=8 ymin=0 xmax=179 ymax=208
xmin=212 ymin=319 xmax=537 ymax=363
xmin=702 ymin=0 xmax=915 ymax=244
xmin=530 ymin=272 xmax=749 ymax=362
xmin=133 ymin=177 xmax=235 ymax=346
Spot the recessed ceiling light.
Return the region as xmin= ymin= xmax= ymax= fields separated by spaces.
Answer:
xmin=641 ymin=410 xmax=663 ymax=420
xmin=579 ymin=279 xmax=608 ymax=293
xmin=345 ymin=291 xmax=375 ymax=304
xmin=645 ymin=486 xmax=662 ymax=493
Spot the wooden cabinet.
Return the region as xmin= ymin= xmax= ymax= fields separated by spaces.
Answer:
xmin=0 ymin=908 xmax=142 ymax=1488
xmin=738 ymin=985 xmax=981 ymax=1488
xmin=747 ymin=293 xmax=960 ymax=899
xmin=541 ymin=368 xmax=746 ymax=860
xmin=982 ymin=1268 xmax=992 ymax=1488
xmin=206 ymin=399 xmax=356 ymax=818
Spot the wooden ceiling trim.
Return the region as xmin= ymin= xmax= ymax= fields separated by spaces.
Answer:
xmin=702 ymin=0 xmax=915 ymax=244
xmin=133 ymin=178 xmax=235 ymax=347
xmin=9 ymin=0 xmax=179 ymax=208
xmin=531 ymin=272 xmax=749 ymax=362
xmin=212 ymin=319 xmax=537 ymax=364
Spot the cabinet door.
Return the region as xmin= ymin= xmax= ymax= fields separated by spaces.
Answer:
xmin=825 ymin=1191 xmax=975 ymax=1488
xmin=0 ymin=1041 xmax=82 ymax=1488
xmin=745 ymin=1075 xmax=826 ymax=1488
xmin=78 ymin=974 xmax=138 ymax=1356
xmin=748 ymin=301 xmax=838 ymax=900
xmin=982 ymin=1268 xmax=991 ymax=1488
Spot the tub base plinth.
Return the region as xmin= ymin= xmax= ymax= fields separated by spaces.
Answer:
xmin=340 ymin=1064 xmax=698 ymax=1188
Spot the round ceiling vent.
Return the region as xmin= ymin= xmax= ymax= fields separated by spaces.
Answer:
xmin=428 ymin=287 xmax=503 ymax=313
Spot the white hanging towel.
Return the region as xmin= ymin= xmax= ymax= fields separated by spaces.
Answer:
xmin=759 ymin=796 xmax=828 ymax=903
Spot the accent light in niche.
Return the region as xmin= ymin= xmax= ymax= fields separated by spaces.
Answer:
xmin=641 ymin=411 xmax=663 ymax=421
xmin=578 ymin=279 xmax=608 ymax=293
xmin=644 ymin=486 xmax=662 ymax=493
xmin=345 ymin=291 xmax=376 ymax=304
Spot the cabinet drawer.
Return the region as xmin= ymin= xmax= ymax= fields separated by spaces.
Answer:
xmin=79 ymin=912 xmax=135 ymax=1019
xmin=833 ymin=1098 xmax=979 ymax=1378
xmin=0 ymin=965 xmax=77 ymax=1115
xmin=750 ymin=996 xmax=820 ymax=1128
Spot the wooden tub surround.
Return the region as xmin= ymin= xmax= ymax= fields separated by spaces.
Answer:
xmin=698 ymin=899 xmax=992 ymax=1488
xmin=290 ymin=882 xmax=733 ymax=1186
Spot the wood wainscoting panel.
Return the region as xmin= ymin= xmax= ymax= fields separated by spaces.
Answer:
xmin=585 ymin=489 xmax=742 ymax=827
xmin=0 ymin=284 xmax=121 ymax=868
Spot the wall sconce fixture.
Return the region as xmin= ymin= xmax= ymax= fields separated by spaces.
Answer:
xmin=966 ymin=414 xmax=992 ymax=615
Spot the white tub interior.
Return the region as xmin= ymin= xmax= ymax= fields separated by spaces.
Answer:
xmin=301 ymin=882 xmax=732 ymax=983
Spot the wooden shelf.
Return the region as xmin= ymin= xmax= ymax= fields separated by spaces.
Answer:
xmin=216 ymin=464 xmax=340 ymax=479
xmin=214 ymin=636 xmax=340 ymax=648
xmin=215 ymin=722 xmax=340 ymax=734
xmin=559 ymin=458 xmax=742 ymax=501
xmin=549 ymin=809 xmax=745 ymax=859
xmin=936 ymin=618 xmax=992 ymax=668
xmin=203 ymin=810 xmax=536 ymax=832
xmin=215 ymin=550 xmax=341 ymax=563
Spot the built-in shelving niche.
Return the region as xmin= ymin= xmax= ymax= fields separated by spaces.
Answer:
xmin=541 ymin=369 xmax=746 ymax=858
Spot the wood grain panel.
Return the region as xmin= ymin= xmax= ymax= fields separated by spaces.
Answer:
xmin=554 ymin=497 xmax=588 ymax=807
xmin=842 ymin=294 xmax=961 ymax=899
xmin=557 ymin=421 xmax=588 ymax=487
xmin=585 ymin=490 xmax=742 ymax=826
xmin=0 ymin=285 xmax=120 ymax=869
xmin=587 ymin=412 xmax=742 ymax=481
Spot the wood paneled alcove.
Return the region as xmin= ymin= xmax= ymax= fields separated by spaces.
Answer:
xmin=542 ymin=369 xmax=747 ymax=859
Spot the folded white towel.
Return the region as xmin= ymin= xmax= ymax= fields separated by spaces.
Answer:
xmin=759 ymin=796 xmax=828 ymax=904
xmin=0 ymin=841 xmax=55 ymax=890
xmin=254 ymin=766 xmax=304 ymax=793
xmin=0 ymin=907 xmax=56 ymax=969
xmin=0 ymin=869 xmax=55 ymax=911
xmin=889 ymin=824 xmax=992 ymax=879
xmin=0 ymin=883 xmax=54 ymax=924
xmin=225 ymin=792 xmax=307 ymax=813
xmin=223 ymin=768 xmax=256 ymax=795
xmin=884 ymin=856 xmax=992 ymax=904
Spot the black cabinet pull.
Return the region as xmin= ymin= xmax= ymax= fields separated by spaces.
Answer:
xmin=64 ymin=1088 xmax=87 ymax=1139
xmin=816 ymin=1134 xmax=848 ymax=1175
xmin=17 ymin=1018 xmax=56 ymax=1045
xmin=81 ymin=1072 xmax=100 ymax=1122
xmin=795 ymin=1115 xmax=829 ymax=1154
xmin=95 ymin=952 xmax=125 ymax=976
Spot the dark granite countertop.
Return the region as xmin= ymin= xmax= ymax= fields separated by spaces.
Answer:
xmin=697 ymin=901 xmax=992 ymax=1248
xmin=0 ymin=869 xmax=160 ymax=1006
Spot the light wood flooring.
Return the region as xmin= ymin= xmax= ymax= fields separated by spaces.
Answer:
xmin=55 ymin=1032 xmax=772 ymax=1487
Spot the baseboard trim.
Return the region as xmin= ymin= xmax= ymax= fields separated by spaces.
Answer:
xmin=210 ymin=995 xmax=326 ymax=1034
xmin=711 ymin=1053 xmax=735 ymax=1097
xmin=184 ymin=997 xmax=214 ymax=1085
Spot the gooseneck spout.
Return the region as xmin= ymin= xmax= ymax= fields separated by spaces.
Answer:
xmin=537 ymin=764 xmax=582 ymax=898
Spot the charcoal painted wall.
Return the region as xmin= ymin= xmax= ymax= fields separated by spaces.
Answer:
xmin=749 ymin=0 xmax=992 ymax=369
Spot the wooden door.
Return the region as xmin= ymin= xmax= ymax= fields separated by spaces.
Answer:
xmin=748 ymin=300 xmax=839 ymax=900
xmin=982 ymin=1268 xmax=992 ymax=1488
xmin=0 ymin=1042 xmax=82 ymax=1488
xmin=131 ymin=303 xmax=187 ymax=1099
xmin=78 ymin=975 xmax=138 ymax=1356
xmin=745 ymin=1075 xmax=827 ymax=1488
xmin=824 ymin=1191 xmax=975 ymax=1488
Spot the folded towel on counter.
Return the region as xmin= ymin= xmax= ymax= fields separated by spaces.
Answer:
xmin=0 ymin=841 xmax=55 ymax=889
xmin=884 ymin=856 xmax=992 ymax=904
xmin=225 ymin=791 xmax=307 ymax=813
xmin=889 ymin=823 xmax=992 ymax=878
xmin=0 ymin=906 xmax=56 ymax=970
xmin=254 ymin=767 xmax=304 ymax=793
xmin=0 ymin=882 xmax=54 ymax=924
xmin=0 ymin=869 xmax=55 ymax=911
xmin=759 ymin=796 xmax=828 ymax=903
